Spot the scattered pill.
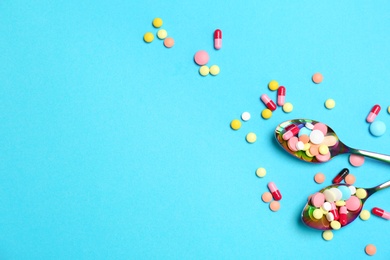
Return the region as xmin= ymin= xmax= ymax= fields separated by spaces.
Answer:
xmin=199 ymin=65 xmax=209 ymax=76
xmin=369 ymin=120 xmax=386 ymax=136
xmin=261 ymin=108 xmax=272 ymax=119
xmin=314 ymin=172 xmax=325 ymax=184
xmin=241 ymin=112 xmax=251 ymax=121
xmin=157 ymin=29 xmax=168 ymax=39
xmin=333 ymin=168 xmax=349 ymax=183
xmin=209 ymin=65 xmax=220 ymax=76
xmin=325 ymin=99 xmax=335 ymax=109
xmin=277 ymin=86 xmax=286 ymax=106
xmin=230 ymin=119 xmax=241 ymax=130
xmin=360 ymin=209 xmax=371 ymax=220
xmin=322 ymin=230 xmax=333 ymax=241
xmin=269 ymin=201 xmax=280 ymax=211
xmin=365 ymin=244 xmax=376 ymax=256
xmin=268 ymin=182 xmax=282 ymax=201
xmin=194 ymin=50 xmax=209 ymax=66
xmin=163 ymin=37 xmax=174 ymax=48
xmin=246 ymin=132 xmax=257 ymax=143
xmin=345 ymin=174 xmax=356 ymax=185
xmin=262 ymin=192 xmax=273 ymax=203
xmin=260 ymin=94 xmax=277 ymax=111
xmin=256 ymin=167 xmax=266 ymax=178
xmin=349 ymin=154 xmax=365 ymax=167
xmin=143 ymin=32 xmax=154 ymax=43
xmin=366 ymin=104 xmax=381 ymax=123
xmin=268 ymin=80 xmax=279 ymax=91
xmin=282 ymin=102 xmax=293 ymax=113
xmin=152 ymin=17 xmax=163 ymax=28
xmin=372 ymin=207 xmax=390 ymax=220
xmin=214 ymin=29 xmax=222 ymax=50
xmin=312 ymin=73 xmax=323 ymax=84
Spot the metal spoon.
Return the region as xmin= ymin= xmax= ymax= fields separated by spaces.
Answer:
xmin=301 ymin=180 xmax=390 ymax=230
xmin=275 ymin=119 xmax=390 ymax=163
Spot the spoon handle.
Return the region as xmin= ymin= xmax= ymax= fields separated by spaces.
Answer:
xmin=375 ymin=180 xmax=390 ymax=191
xmin=350 ymin=148 xmax=390 ymax=164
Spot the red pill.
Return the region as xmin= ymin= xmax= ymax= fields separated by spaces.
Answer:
xmin=330 ymin=203 xmax=339 ymax=221
xmin=339 ymin=206 xmax=348 ymax=226
xmin=277 ymin=86 xmax=286 ymax=106
xmin=372 ymin=207 xmax=390 ymax=220
xmin=332 ymin=168 xmax=349 ymax=184
xmin=282 ymin=124 xmax=299 ymax=140
xmin=214 ymin=29 xmax=222 ymax=50
xmin=260 ymin=94 xmax=277 ymax=111
xmin=268 ymin=182 xmax=282 ymax=201
xmin=366 ymin=104 xmax=381 ymax=123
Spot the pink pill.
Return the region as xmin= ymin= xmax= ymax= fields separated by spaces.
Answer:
xmin=194 ymin=50 xmax=209 ymax=66
xmin=316 ymin=152 xmax=331 ymax=162
xmin=311 ymin=192 xmax=325 ymax=207
xmin=313 ymin=123 xmax=328 ymax=135
xmin=287 ymin=136 xmax=299 ymax=152
xmin=349 ymin=154 xmax=365 ymax=167
xmin=312 ymin=72 xmax=323 ymax=84
xmin=346 ymin=196 xmax=361 ymax=211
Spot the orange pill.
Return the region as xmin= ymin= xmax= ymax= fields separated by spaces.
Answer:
xmin=314 ymin=172 xmax=325 ymax=184
xmin=365 ymin=244 xmax=376 ymax=256
xmin=299 ymin=134 xmax=310 ymax=144
xmin=345 ymin=174 xmax=356 ymax=185
xmin=270 ymin=201 xmax=280 ymax=212
xmin=163 ymin=37 xmax=174 ymax=48
xmin=262 ymin=192 xmax=273 ymax=203
xmin=312 ymin=72 xmax=323 ymax=84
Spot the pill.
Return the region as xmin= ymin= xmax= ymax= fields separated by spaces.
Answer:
xmin=322 ymin=202 xmax=332 ymax=211
xmin=277 ymin=86 xmax=286 ymax=106
xmin=262 ymin=192 xmax=273 ymax=203
xmin=313 ymin=209 xmax=323 ymax=219
xmin=261 ymin=108 xmax=272 ymax=119
xmin=314 ymin=172 xmax=325 ymax=184
xmin=296 ymin=141 xmax=304 ymax=150
xmin=344 ymin=174 xmax=356 ymax=185
xmin=199 ymin=65 xmax=209 ymax=76
xmin=365 ymin=244 xmax=376 ymax=256
xmin=332 ymin=168 xmax=349 ymax=184
xmin=305 ymin=122 xmax=314 ymax=130
xmin=214 ymin=29 xmax=222 ymax=50
xmin=309 ymin=129 xmax=325 ymax=144
xmin=241 ymin=112 xmax=251 ymax=121
xmin=246 ymin=132 xmax=257 ymax=143
xmin=163 ymin=37 xmax=174 ymax=48
xmin=369 ymin=120 xmax=386 ymax=136
xmin=268 ymin=182 xmax=282 ymax=201
xmin=388 ymin=106 xmax=390 ymax=114
xmin=329 ymin=203 xmax=339 ymax=220
xmin=326 ymin=212 xmax=334 ymax=222
xmin=282 ymin=102 xmax=293 ymax=113
xmin=287 ymin=137 xmax=299 ymax=152
xmin=143 ymin=32 xmax=154 ymax=43
xmin=372 ymin=207 xmax=390 ymax=220
xmin=194 ymin=50 xmax=209 ymax=66
xmin=330 ymin=220 xmax=341 ymax=230
xmin=299 ymin=134 xmax=310 ymax=144
xmin=282 ymin=124 xmax=299 ymax=140
xmin=157 ymin=29 xmax=168 ymax=39
xmin=337 ymin=185 xmax=351 ymax=201
xmin=346 ymin=196 xmax=361 ymax=211
xmin=311 ymin=192 xmax=325 ymax=207
xmin=348 ymin=185 xmax=356 ymax=195
xmin=209 ymin=65 xmax=220 ymax=76
xmin=312 ymin=72 xmax=323 ymax=84
xmin=339 ymin=206 xmax=348 ymax=226
xmin=322 ymin=230 xmax=333 ymax=241
xmin=269 ymin=201 xmax=280 ymax=211
xmin=230 ymin=119 xmax=241 ymax=130
xmin=313 ymin=123 xmax=328 ymax=135
xmin=366 ymin=104 xmax=381 ymax=123
xmin=356 ymin=188 xmax=367 ymax=199
xmin=315 ymin=152 xmax=331 ymax=162
xmin=360 ymin=209 xmax=371 ymax=220
xmin=325 ymin=99 xmax=335 ymax=109
xmin=260 ymin=94 xmax=277 ymax=111
xmin=152 ymin=17 xmax=163 ymax=28
xmin=256 ymin=167 xmax=266 ymax=178
xmin=329 ymin=188 xmax=342 ymax=201
xmin=335 ymin=200 xmax=346 ymax=207
xmin=268 ymin=80 xmax=279 ymax=91
xmin=318 ymin=144 xmax=329 ymax=155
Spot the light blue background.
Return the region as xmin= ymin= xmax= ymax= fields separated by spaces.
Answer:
xmin=1 ymin=0 xmax=390 ymax=259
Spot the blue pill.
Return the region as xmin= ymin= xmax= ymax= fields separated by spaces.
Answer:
xmin=338 ymin=185 xmax=351 ymax=201
xmin=369 ymin=121 xmax=386 ymax=137
xmin=298 ymin=127 xmax=311 ymax=137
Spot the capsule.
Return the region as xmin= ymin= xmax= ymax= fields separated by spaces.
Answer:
xmin=366 ymin=104 xmax=381 ymax=123
xmin=214 ymin=29 xmax=222 ymax=50
xmin=372 ymin=207 xmax=390 ymax=220
xmin=339 ymin=206 xmax=348 ymax=226
xmin=330 ymin=203 xmax=339 ymax=221
xmin=260 ymin=94 xmax=277 ymax=111
xmin=332 ymin=168 xmax=350 ymax=184
xmin=267 ymin=182 xmax=282 ymax=201
xmin=282 ymin=124 xmax=299 ymax=140
xmin=277 ymin=86 xmax=286 ymax=106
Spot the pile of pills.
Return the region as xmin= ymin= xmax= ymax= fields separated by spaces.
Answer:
xmin=260 ymin=80 xmax=294 ymax=120
xmin=143 ymin=18 xmax=174 ymax=48
xmin=194 ymin=50 xmax=220 ymax=76
xmin=262 ymin=181 xmax=282 ymax=212
xmin=230 ymin=112 xmax=258 ymax=144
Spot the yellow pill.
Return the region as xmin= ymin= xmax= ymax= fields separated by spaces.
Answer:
xmin=268 ymin=80 xmax=279 ymax=91
xmin=356 ymin=188 xmax=367 ymax=199
xmin=313 ymin=209 xmax=323 ymax=219
xmin=319 ymin=144 xmax=329 ymax=155
xmin=320 ymin=206 xmax=328 ymax=215
xmin=152 ymin=18 xmax=163 ymax=28
xmin=325 ymin=99 xmax=336 ymax=109
xmin=360 ymin=209 xmax=371 ymax=220
xmin=157 ymin=29 xmax=167 ymax=39
xmin=230 ymin=119 xmax=241 ymax=130
xmin=283 ymin=102 xmax=293 ymax=113
xmin=335 ymin=200 xmax=346 ymax=207
xmin=322 ymin=230 xmax=333 ymax=241
xmin=143 ymin=32 xmax=154 ymax=43
xmin=303 ymin=143 xmax=311 ymax=151
xmin=330 ymin=220 xmax=341 ymax=230
xmin=305 ymin=149 xmax=314 ymax=157
xmin=256 ymin=167 xmax=266 ymax=178
xmin=246 ymin=132 xmax=257 ymax=143
xmin=261 ymin=108 xmax=272 ymax=119
xmin=209 ymin=65 xmax=220 ymax=76
xmin=199 ymin=65 xmax=209 ymax=76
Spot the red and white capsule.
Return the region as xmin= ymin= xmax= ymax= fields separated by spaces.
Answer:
xmin=330 ymin=203 xmax=339 ymax=221
xmin=260 ymin=94 xmax=277 ymax=111
xmin=267 ymin=182 xmax=282 ymax=201
xmin=372 ymin=207 xmax=390 ymax=220
xmin=214 ymin=29 xmax=222 ymax=50
xmin=366 ymin=104 xmax=381 ymax=123
xmin=282 ymin=124 xmax=299 ymax=140
xmin=277 ymin=86 xmax=286 ymax=106
xmin=339 ymin=206 xmax=348 ymax=226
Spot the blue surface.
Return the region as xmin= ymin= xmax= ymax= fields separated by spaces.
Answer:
xmin=1 ymin=0 xmax=390 ymax=259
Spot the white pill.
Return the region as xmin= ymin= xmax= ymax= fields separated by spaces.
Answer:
xmin=323 ymin=189 xmax=336 ymax=202
xmin=305 ymin=122 xmax=314 ymax=130
xmin=329 ymin=188 xmax=342 ymax=201
xmin=348 ymin=186 xmax=356 ymax=195
xmin=322 ymin=202 xmax=332 ymax=211
xmin=310 ymin=129 xmax=325 ymax=144
xmin=241 ymin=112 xmax=251 ymax=121
xmin=326 ymin=212 xmax=335 ymax=222
xmin=296 ymin=141 xmax=305 ymax=150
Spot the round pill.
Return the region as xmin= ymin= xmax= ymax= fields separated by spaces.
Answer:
xmin=256 ymin=167 xmax=266 ymax=178
xmin=311 ymin=192 xmax=325 ymax=207
xmin=296 ymin=141 xmax=304 ymax=150
xmin=322 ymin=230 xmax=333 ymax=241
xmin=349 ymin=185 xmax=357 ymax=195
xmin=323 ymin=189 xmax=336 ymax=202
xmin=152 ymin=17 xmax=163 ymax=28
xmin=283 ymin=102 xmax=293 ymax=113
xmin=157 ymin=29 xmax=168 ymax=39
xmin=319 ymin=145 xmax=329 ymax=155
xmin=246 ymin=132 xmax=257 ymax=143
xmin=322 ymin=202 xmax=332 ymax=211
xmin=345 ymin=174 xmax=356 ymax=185
xmin=262 ymin=192 xmax=273 ymax=203
xmin=346 ymin=196 xmax=361 ymax=211
xmin=313 ymin=123 xmax=328 ymax=135
xmin=314 ymin=172 xmax=325 ymax=184
xmin=299 ymin=134 xmax=310 ymax=144
xmin=330 ymin=220 xmax=341 ymax=230
xmin=360 ymin=209 xmax=371 ymax=220
xmin=199 ymin=65 xmax=209 ymax=76
xmin=261 ymin=109 xmax=272 ymax=119
xmin=241 ymin=112 xmax=251 ymax=121
xmin=335 ymin=200 xmax=346 ymax=207
xmin=143 ymin=32 xmax=154 ymax=43
xmin=369 ymin=120 xmax=386 ymax=137
xmin=325 ymin=99 xmax=336 ymax=109
xmin=268 ymin=80 xmax=279 ymax=91
xmin=269 ymin=201 xmax=280 ymax=211
xmin=365 ymin=244 xmax=376 ymax=256
xmin=310 ymin=129 xmax=325 ymax=144
xmin=313 ymin=209 xmax=323 ymax=219
xmin=194 ymin=50 xmax=209 ymax=66
xmin=338 ymin=186 xmax=351 ymax=201
xmin=305 ymin=122 xmax=314 ymax=130
xmin=163 ymin=37 xmax=174 ymax=48
xmin=349 ymin=154 xmax=365 ymax=167
xmin=388 ymin=106 xmax=390 ymax=114
xmin=329 ymin=188 xmax=343 ymax=201
xmin=312 ymin=73 xmax=323 ymax=84
xmin=209 ymin=65 xmax=220 ymax=76
xmin=230 ymin=119 xmax=241 ymax=130
xmin=356 ymin=188 xmax=367 ymax=199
